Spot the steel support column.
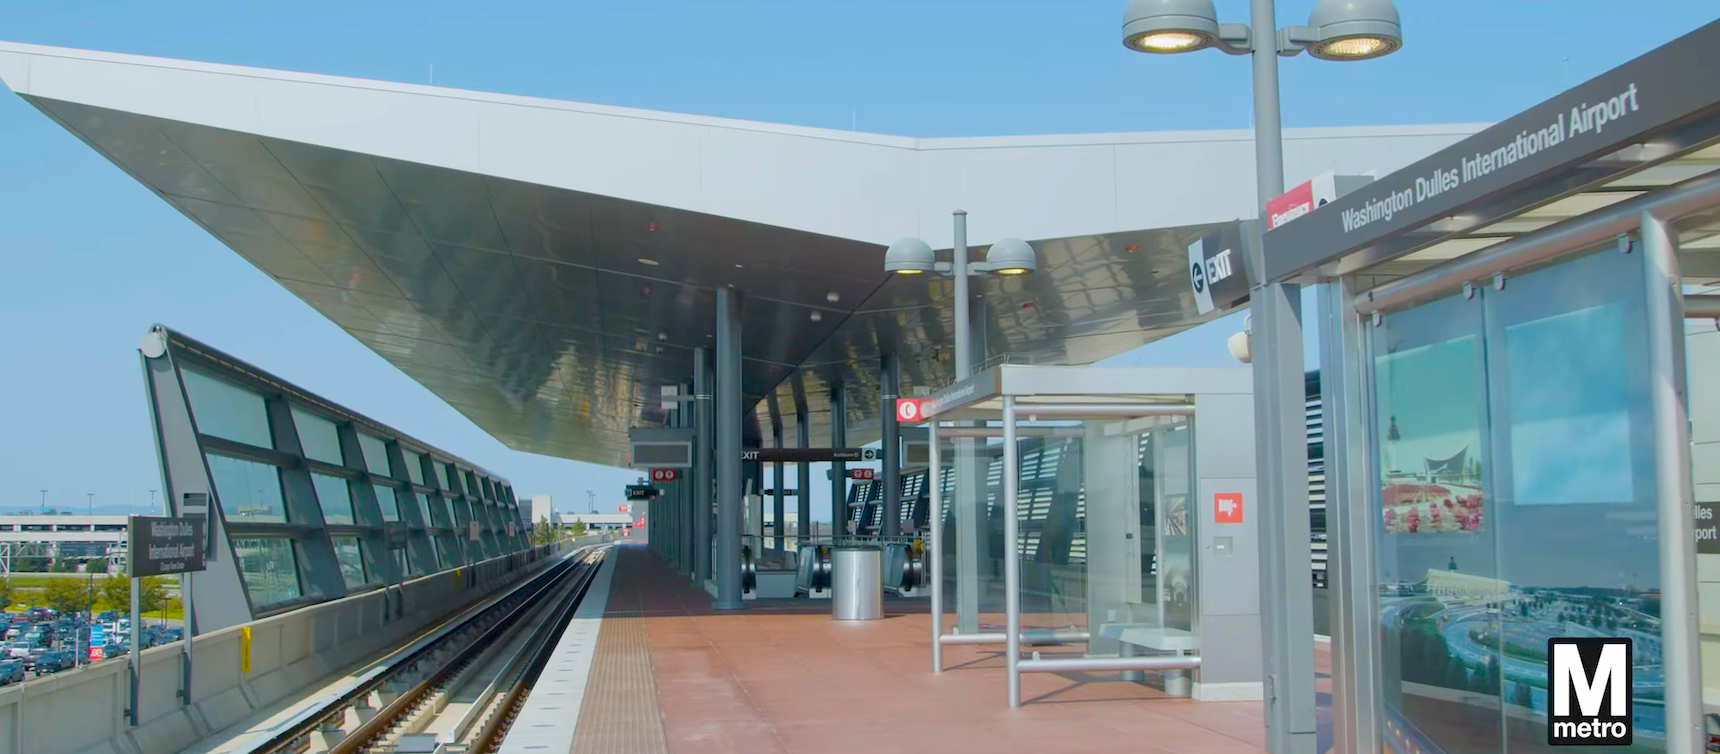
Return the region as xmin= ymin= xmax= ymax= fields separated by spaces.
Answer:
xmin=880 ymin=352 xmax=902 ymax=538
xmin=1322 ymin=275 xmax=1380 ymax=754
xmin=773 ymin=437 xmax=786 ymax=552
xmin=714 ymin=288 xmax=745 ymax=609
xmin=694 ymin=348 xmax=713 ymax=586
xmin=796 ymin=400 xmax=811 ymax=540
xmin=830 ymin=384 xmax=847 ymax=538
xmin=1642 ymin=212 xmax=1703 ymax=753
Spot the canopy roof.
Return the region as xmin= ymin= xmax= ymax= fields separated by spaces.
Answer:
xmin=0 ymin=42 xmax=1479 ymax=466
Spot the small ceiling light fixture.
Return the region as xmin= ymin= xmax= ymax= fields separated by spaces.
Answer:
xmin=826 ymin=291 xmax=841 ymax=303
xmin=810 ymin=311 xmax=824 ymax=322
xmin=637 ymin=257 xmax=660 ymax=266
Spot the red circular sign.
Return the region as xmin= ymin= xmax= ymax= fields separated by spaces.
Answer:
xmin=650 ymin=468 xmax=680 ymax=482
xmin=896 ymin=398 xmax=926 ymax=422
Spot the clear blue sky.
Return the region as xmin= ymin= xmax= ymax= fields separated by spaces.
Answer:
xmin=0 ymin=1 xmax=1713 ymax=520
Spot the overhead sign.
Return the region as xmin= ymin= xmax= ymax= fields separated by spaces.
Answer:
xmin=127 ymin=516 xmax=207 ymax=578
xmin=895 ymin=398 xmax=931 ymax=423
xmin=1263 ymin=18 xmax=1720 ymax=282
xmin=618 ymin=504 xmax=631 ymax=514
xmin=1213 ymin=492 xmax=1244 ymax=525
xmin=762 ymin=489 xmax=801 ymax=496
xmin=650 ymin=468 xmax=680 ymax=483
xmin=741 ymin=448 xmax=877 ymax=463
xmin=1266 ymin=171 xmax=1336 ymax=230
xmin=849 ymin=468 xmax=876 ymax=481
xmin=1189 ymin=225 xmax=1249 ymax=315
xmin=625 ymin=484 xmax=660 ymax=501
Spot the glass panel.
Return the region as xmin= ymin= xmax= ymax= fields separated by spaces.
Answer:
xmin=311 ymin=473 xmax=356 ymax=525
xmin=428 ymin=495 xmax=451 ymax=528
xmin=1484 ymin=248 xmax=1664 ymax=750
xmin=432 ymin=461 xmax=450 ymax=490
xmin=331 ymin=536 xmax=367 ymax=588
xmin=373 ymin=484 xmax=400 ymax=522
xmin=232 ymin=537 xmax=302 ymax=607
xmin=1372 ymin=293 xmax=1501 ymax=754
xmin=291 ymin=408 xmax=343 ymax=465
xmin=357 ymin=433 xmax=392 ymax=477
xmin=182 ymin=368 xmax=273 ymax=448
xmin=207 ymin=454 xmax=289 ymax=523
xmin=413 ymin=492 xmax=432 ymax=527
xmin=404 ymin=451 xmax=426 ymax=486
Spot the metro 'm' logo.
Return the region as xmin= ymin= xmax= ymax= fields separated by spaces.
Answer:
xmin=1548 ymin=637 xmax=1632 ymax=746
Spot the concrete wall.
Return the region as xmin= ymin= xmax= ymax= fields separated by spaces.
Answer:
xmin=0 ymin=538 xmax=602 ymax=754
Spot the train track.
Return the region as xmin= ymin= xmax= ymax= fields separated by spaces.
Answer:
xmin=235 ymin=545 xmax=608 ymax=754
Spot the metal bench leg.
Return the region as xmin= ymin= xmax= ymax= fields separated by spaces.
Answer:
xmin=1120 ymin=642 xmax=1146 ymax=683
xmin=1162 ymin=650 xmax=1191 ymax=697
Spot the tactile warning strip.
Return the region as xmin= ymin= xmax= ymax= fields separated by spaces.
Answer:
xmin=568 ymin=558 xmax=669 ymax=754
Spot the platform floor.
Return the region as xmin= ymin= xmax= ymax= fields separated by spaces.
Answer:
xmin=568 ymin=544 xmax=1332 ymax=754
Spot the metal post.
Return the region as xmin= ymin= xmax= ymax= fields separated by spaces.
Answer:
xmin=881 ymin=352 xmax=902 ymax=538
xmin=772 ymin=454 xmax=785 ymax=553
xmin=952 ymin=210 xmax=981 ymax=634
xmin=929 ymin=419 xmax=944 ymax=672
xmin=1641 ymin=212 xmax=1703 ymax=753
xmin=714 ymin=288 xmax=745 ymax=610
xmin=797 ymin=410 xmax=811 ymax=541
xmin=682 ymin=380 xmax=695 ymax=574
xmin=694 ymin=348 xmax=713 ymax=586
xmin=830 ymin=385 xmax=847 ymax=539
xmin=1323 ymin=276 xmax=1380 ymax=753
xmin=1002 ymin=397 xmax=1021 ymax=708
xmin=128 ymin=573 xmax=140 ymax=726
xmin=1244 ymin=0 xmax=1314 ymax=750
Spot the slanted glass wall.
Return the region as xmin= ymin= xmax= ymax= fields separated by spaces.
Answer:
xmin=175 ymin=355 xmax=526 ymax=617
xmin=1369 ymin=247 xmax=1668 ymax=753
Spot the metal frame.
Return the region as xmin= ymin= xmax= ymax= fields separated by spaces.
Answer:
xmin=912 ymin=364 xmax=1253 ymax=707
xmin=1323 ymin=180 xmax=1717 ymax=752
xmin=139 ymin=325 xmax=528 ymax=637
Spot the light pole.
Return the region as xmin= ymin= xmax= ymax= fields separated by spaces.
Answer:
xmin=86 ymin=493 xmax=94 ymax=516
xmin=39 ymin=490 xmax=46 ymax=514
xmin=885 ymin=216 xmax=1039 ymax=633
xmin=148 ymin=490 xmax=157 ymax=515
xmin=1121 ymin=2 xmax=1402 ymax=754
xmin=586 ymin=490 xmax=596 ymax=514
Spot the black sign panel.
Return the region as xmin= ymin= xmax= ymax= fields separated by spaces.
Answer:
xmin=742 ymin=448 xmax=876 ymax=463
xmin=1263 ymin=18 xmax=1720 ymax=282
xmin=625 ymin=484 xmax=660 ymax=501
xmin=1696 ymin=503 xmax=1720 ymax=554
xmin=127 ymin=516 xmax=206 ymax=578
xmin=180 ymin=492 xmax=215 ymax=562
xmin=1189 ymin=225 xmax=1249 ymax=315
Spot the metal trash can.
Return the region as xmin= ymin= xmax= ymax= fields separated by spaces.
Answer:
xmin=830 ymin=546 xmax=883 ymax=620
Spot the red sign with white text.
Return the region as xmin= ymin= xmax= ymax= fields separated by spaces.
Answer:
xmin=618 ymin=504 xmax=630 ymax=514
xmin=849 ymin=468 xmax=876 ymax=481
xmin=1214 ymin=492 xmax=1244 ymax=524
xmin=895 ymin=398 xmax=930 ymax=423
xmin=650 ymin=468 xmax=680 ymax=482
xmin=1266 ymin=171 xmax=1337 ymax=230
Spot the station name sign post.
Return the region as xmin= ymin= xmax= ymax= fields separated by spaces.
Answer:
xmin=127 ymin=515 xmax=207 ymax=726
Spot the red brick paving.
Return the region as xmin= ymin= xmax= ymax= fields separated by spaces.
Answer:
xmin=578 ymin=544 xmax=1333 ymax=754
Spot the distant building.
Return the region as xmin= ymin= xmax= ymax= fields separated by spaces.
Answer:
xmin=530 ymin=495 xmax=554 ymax=526
xmin=0 ymin=515 xmax=130 ymax=572
xmin=556 ymin=513 xmax=631 ymax=532
xmin=1424 ymin=569 xmax=1512 ymax=602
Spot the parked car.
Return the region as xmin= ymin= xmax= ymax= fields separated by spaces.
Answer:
xmin=25 ymin=608 xmax=53 ymax=623
xmin=95 ymin=611 xmax=117 ymax=623
xmin=5 ymin=641 xmax=32 ymax=659
xmin=104 ymin=643 xmax=129 ymax=658
xmin=31 ymin=650 xmax=73 ymax=674
xmin=0 ymin=660 xmax=25 ymax=686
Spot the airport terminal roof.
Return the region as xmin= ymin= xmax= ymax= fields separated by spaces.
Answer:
xmin=0 ymin=42 xmax=1481 ymax=467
